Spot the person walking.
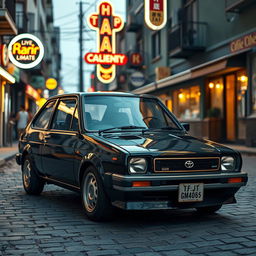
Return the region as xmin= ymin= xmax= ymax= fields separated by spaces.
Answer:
xmin=16 ymin=105 xmax=28 ymax=137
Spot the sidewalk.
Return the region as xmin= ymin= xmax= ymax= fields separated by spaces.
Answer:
xmin=0 ymin=143 xmax=18 ymax=167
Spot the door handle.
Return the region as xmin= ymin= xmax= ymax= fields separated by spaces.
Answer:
xmin=43 ymin=134 xmax=51 ymax=141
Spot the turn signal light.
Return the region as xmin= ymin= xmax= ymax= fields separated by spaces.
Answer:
xmin=228 ymin=178 xmax=243 ymax=183
xmin=132 ymin=181 xmax=151 ymax=187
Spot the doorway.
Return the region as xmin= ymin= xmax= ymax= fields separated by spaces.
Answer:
xmin=225 ymin=74 xmax=236 ymax=141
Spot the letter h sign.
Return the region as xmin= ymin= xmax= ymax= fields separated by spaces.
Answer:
xmin=87 ymin=1 xmax=125 ymax=84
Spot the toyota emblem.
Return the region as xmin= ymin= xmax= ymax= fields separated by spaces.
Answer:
xmin=185 ymin=160 xmax=194 ymax=169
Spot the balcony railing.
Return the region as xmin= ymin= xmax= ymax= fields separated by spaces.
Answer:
xmin=126 ymin=10 xmax=143 ymax=32
xmin=16 ymin=11 xmax=28 ymax=32
xmin=168 ymin=22 xmax=207 ymax=58
xmin=225 ymin=0 xmax=256 ymax=12
xmin=1 ymin=0 xmax=15 ymax=22
xmin=0 ymin=0 xmax=17 ymax=35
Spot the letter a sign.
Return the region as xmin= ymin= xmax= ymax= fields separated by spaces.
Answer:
xmin=144 ymin=0 xmax=167 ymax=30
xmin=85 ymin=1 xmax=127 ymax=84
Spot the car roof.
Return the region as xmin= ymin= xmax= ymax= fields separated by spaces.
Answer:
xmin=47 ymin=92 xmax=157 ymax=100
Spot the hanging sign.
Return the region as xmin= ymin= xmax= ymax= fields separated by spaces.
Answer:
xmin=46 ymin=78 xmax=58 ymax=90
xmin=1 ymin=44 xmax=9 ymax=67
xmin=130 ymin=71 xmax=145 ymax=87
xmin=8 ymin=33 xmax=44 ymax=69
xmin=144 ymin=0 xmax=167 ymax=30
xmin=85 ymin=1 xmax=127 ymax=84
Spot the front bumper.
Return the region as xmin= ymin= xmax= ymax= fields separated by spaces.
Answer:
xmin=108 ymin=172 xmax=248 ymax=210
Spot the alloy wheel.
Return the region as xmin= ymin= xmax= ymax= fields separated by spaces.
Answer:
xmin=83 ymin=172 xmax=98 ymax=212
xmin=23 ymin=160 xmax=31 ymax=188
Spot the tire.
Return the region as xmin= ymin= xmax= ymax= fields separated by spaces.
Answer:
xmin=196 ymin=205 xmax=222 ymax=214
xmin=22 ymin=156 xmax=45 ymax=195
xmin=81 ymin=166 xmax=114 ymax=221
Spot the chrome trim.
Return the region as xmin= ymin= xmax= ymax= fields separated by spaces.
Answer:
xmin=43 ymin=176 xmax=80 ymax=190
xmin=154 ymin=157 xmax=221 ymax=173
xmin=113 ymin=182 xmax=245 ymax=192
xmin=112 ymin=172 xmax=247 ymax=181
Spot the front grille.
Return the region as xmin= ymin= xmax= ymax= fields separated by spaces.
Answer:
xmin=154 ymin=157 xmax=220 ymax=173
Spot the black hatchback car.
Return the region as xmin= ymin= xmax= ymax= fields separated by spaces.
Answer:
xmin=16 ymin=92 xmax=248 ymax=221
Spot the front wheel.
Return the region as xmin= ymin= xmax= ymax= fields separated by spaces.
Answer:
xmin=196 ymin=205 xmax=222 ymax=214
xmin=81 ymin=166 xmax=114 ymax=221
xmin=22 ymin=156 xmax=45 ymax=195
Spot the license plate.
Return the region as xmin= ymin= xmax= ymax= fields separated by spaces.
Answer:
xmin=178 ymin=183 xmax=204 ymax=202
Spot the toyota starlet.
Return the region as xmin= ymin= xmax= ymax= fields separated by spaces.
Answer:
xmin=16 ymin=92 xmax=248 ymax=221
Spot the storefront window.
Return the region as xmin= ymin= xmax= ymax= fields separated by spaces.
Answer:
xmin=172 ymin=85 xmax=200 ymax=120
xmin=251 ymin=54 xmax=256 ymax=113
xmin=208 ymin=78 xmax=224 ymax=118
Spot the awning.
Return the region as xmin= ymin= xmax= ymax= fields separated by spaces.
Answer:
xmin=133 ymin=48 xmax=249 ymax=94
xmin=0 ymin=66 xmax=15 ymax=84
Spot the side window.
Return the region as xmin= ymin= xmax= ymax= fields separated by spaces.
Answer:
xmin=51 ymin=99 xmax=76 ymax=131
xmin=33 ymin=101 xmax=56 ymax=129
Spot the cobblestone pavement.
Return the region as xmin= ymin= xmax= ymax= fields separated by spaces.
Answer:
xmin=0 ymin=156 xmax=256 ymax=256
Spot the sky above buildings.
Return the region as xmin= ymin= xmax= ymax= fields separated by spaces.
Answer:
xmin=53 ymin=0 xmax=126 ymax=93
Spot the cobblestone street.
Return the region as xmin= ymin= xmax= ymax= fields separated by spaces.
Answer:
xmin=0 ymin=156 xmax=255 ymax=256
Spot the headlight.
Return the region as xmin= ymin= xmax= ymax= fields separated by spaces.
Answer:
xmin=129 ymin=158 xmax=147 ymax=174
xmin=221 ymin=156 xmax=235 ymax=171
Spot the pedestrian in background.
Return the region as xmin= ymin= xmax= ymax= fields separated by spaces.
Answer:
xmin=16 ymin=105 xmax=28 ymax=137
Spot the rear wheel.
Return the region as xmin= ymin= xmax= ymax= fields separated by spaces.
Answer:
xmin=196 ymin=205 xmax=222 ymax=214
xmin=22 ymin=156 xmax=45 ymax=195
xmin=81 ymin=166 xmax=114 ymax=221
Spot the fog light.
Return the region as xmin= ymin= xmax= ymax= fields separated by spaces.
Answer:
xmin=132 ymin=181 xmax=151 ymax=187
xmin=228 ymin=178 xmax=243 ymax=183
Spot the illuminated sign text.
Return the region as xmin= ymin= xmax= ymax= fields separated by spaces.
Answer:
xmin=144 ymin=0 xmax=167 ymax=30
xmin=85 ymin=1 xmax=127 ymax=84
xmin=8 ymin=34 xmax=44 ymax=69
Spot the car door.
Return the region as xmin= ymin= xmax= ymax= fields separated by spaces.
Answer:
xmin=28 ymin=100 xmax=57 ymax=175
xmin=41 ymin=97 xmax=79 ymax=185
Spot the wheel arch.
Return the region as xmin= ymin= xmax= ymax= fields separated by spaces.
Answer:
xmin=21 ymin=144 xmax=32 ymax=165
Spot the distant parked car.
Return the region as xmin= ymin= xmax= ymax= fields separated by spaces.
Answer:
xmin=16 ymin=92 xmax=248 ymax=221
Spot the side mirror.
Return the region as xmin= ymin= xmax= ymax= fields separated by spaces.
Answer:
xmin=181 ymin=123 xmax=190 ymax=132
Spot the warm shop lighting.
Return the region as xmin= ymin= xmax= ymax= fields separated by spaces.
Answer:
xmin=0 ymin=67 xmax=15 ymax=84
xmin=238 ymin=75 xmax=248 ymax=82
xmin=216 ymin=83 xmax=221 ymax=89
xmin=132 ymin=181 xmax=151 ymax=187
xmin=58 ymin=89 xmax=64 ymax=94
xmin=178 ymin=93 xmax=184 ymax=99
xmin=228 ymin=178 xmax=243 ymax=183
xmin=209 ymin=82 xmax=214 ymax=89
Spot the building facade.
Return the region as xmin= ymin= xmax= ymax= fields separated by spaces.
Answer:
xmin=0 ymin=0 xmax=61 ymax=147
xmin=0 ymin=0 xmax=17 ymax=146
xmin=118 ymin=0 xmax=256 ymax=146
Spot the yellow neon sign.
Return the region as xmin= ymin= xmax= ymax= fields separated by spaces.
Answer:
xmin=85 ymin=1 xmax=127 ymax=84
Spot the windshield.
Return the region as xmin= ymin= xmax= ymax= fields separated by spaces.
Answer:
xmin=83 ymin=96 xmax=181 ymax=132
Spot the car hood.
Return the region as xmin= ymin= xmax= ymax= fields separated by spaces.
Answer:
xmin=92 ymin=131 xmax=235 ymax=156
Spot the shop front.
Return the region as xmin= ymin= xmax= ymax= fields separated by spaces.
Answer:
xmin=134 ymin=49 xmax=256 ymax=146
xmin=0 ymin=57 xmax=16 ymax=146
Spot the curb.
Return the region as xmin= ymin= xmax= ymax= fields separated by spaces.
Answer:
xmin=0 ymin=153 xmax=17 ymax=167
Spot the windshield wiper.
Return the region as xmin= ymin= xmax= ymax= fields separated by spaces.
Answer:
xmin=98 ymin=126 xmax=147 ymax=135
xmin=160 ymin=126 xmax=181 ymax=130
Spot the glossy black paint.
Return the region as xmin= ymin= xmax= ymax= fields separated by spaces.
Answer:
xmin=17 ymin=92 xmax=247 ymax=211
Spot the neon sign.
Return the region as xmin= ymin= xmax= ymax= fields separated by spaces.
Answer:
xmin=144 ymin=0 xmax=167 ymax=31
xmin=85 ymin=1 xmax=127 ymax=84
xmin=8 ymin=33 xmax=44 ymax=69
